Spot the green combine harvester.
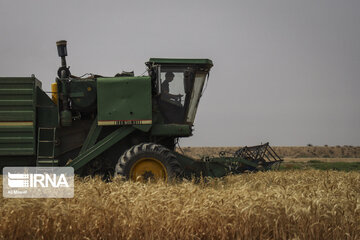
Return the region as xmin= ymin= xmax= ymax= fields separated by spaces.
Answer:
xmin=0 ymin=41 xmax=282 ymax=181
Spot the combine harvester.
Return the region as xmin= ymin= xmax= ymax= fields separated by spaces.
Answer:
xmin=0 ymin=41 xmax=282 ymax=181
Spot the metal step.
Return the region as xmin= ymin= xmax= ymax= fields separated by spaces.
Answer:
xmin=36 ymin=159 xmax=59 ymax=166
xmin=36 ymin=127 xmax=58 ymax=166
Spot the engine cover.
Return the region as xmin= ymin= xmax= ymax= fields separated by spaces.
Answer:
xmin=97 ymin=76 xmax=152 ymax=126
xmin=69 ymin=79 xmax=97 ymax=112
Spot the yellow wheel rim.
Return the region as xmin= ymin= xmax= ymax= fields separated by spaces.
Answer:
xmin=130 ymin=157 xmax=168 ymax=181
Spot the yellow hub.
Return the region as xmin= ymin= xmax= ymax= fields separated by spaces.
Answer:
xmin=130 ymin=157 xmax=168 ymax=181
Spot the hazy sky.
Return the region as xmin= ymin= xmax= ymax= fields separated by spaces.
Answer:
xmin=0 ymin=0 xmax=359 ymax=146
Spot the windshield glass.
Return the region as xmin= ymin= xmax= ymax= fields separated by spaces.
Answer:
xmin=160 ymin=70 xmax=186 ymax=107
xmin=158 ymin=67 xmax=193 ymax=124
xmin=186 ymin=72 xmax=206 ymax=123
xmin=157 ymin=66 xmax=207 ymax=125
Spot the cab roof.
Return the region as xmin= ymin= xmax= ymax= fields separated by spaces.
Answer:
xmin=148 ymin=58 xmax=213 ymax=66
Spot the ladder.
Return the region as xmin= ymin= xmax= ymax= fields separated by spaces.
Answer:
xmin=36 ymin=127 xmax=58 ymax=166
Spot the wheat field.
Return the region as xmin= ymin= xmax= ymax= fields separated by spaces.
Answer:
xmin=1 ymin=170 xmax=359 ymax=240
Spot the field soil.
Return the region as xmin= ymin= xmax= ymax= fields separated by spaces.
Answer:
xmin=1 ymin=170 xmax=359 ymax=239
xmin=177 ymin=146 xmax=360 ymax=162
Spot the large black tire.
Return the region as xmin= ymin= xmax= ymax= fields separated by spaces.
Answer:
xmin=114 ymin=143 xmax=182 ymax=181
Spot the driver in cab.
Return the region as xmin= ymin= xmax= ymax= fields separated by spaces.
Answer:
xmin=161 ymin=72 xmax=183 ymax=105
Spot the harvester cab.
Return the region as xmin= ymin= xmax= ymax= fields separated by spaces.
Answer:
xmin=146 ymin=58 xmax=213 ymax=125
xmin=0 ymin=40 xmax=282 ymax=181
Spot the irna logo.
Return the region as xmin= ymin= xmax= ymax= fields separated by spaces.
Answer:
xmin=7 ymin=172 xmax=69 ymax=188
xmin=3 ymin=167 xmax=74 ymax=198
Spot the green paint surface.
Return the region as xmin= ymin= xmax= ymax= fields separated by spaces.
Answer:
xmin=0 ymin=77 xmax=40 ymax=156
xmin=97 ymin=77 xmax=152 ymax=125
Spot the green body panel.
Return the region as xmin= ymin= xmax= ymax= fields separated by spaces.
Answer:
xmin=68 ymin=126 xmax=135 ymax=171
xmin=79 ymin=117 xmax=102 ymax=154
xmin=151 ymin=124 xmax=192 ymax=136
xmin=133 ymin=124 xmax=152 ymax=132
xmin=97 ymin=77 xmax=152 ymax=126
xmin=0 ymin=77 xmax=41 ymax=156
xmin=0 ymin=156 xmax=35 ymax=166
xmin=69 ymin=79 xmax=97 ymax=111
xmin=36 ymin=87 xmax=59 ymax=127
xmin=0 ymin=126 xmax=35 ymax=155
xmin=148 ymin=58 xmax=213 ymax=66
